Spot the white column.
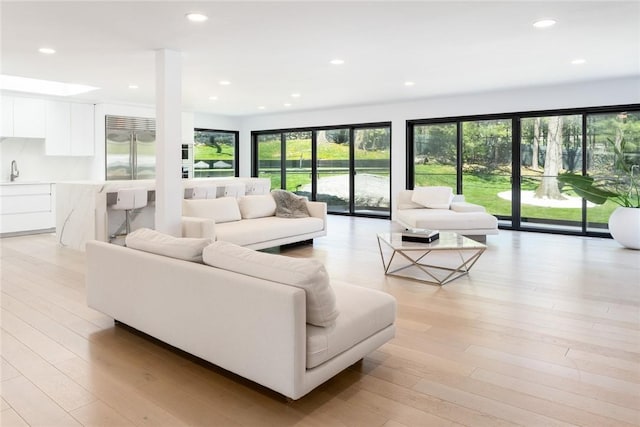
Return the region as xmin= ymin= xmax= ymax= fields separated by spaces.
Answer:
xmin=155 ymin=49 xmax=182 ymax=236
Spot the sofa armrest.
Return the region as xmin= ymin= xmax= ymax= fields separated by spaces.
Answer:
xmin=181 ymin=216 xmax=216 ymax=239
xmin=306 ymin=201 xmax=327 ymax=230
xmin=450 ymin=201 xmax=487 ymax=213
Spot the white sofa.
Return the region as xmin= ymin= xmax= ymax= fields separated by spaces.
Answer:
xmin=86 ymin=238 xmax=396 ymax=400
xmin=396 ymin=189 xmax=498 ymax=242
xmin=181 ymin=194 xmax=327 ymax=250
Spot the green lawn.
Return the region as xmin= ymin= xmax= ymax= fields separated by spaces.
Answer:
xmin=257 ymin=138 xmax=389 ymax=160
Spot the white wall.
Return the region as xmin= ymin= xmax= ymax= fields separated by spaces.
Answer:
xmin=238 ymin=76 xmax=640 ymax=211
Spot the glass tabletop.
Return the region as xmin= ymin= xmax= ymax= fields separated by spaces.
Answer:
xmin=377 ymin=232 xmax=486 ymax=251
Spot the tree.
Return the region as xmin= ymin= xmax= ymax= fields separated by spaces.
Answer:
xmin=535 ymin=115 xmax=564 ymax=199
xmin=532 ymin=118 xmax=541 ymax=170
xmin=325 ymin=129 xmax=349 ymax=145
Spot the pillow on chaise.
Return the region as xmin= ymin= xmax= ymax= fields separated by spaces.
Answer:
xmin=203 ymin=241 xmax=339 ymax=327
xmin=125 ymin=228 xmax=212 ymax=263
xmin=411 ymin=186 xmax=454 ymax=209
xmin=271 ymin=189 xmax=310 ymax=218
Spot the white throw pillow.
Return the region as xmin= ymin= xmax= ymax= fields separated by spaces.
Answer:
xmin=203 ymin=241 xmax=339 ymax=327
xmin=411 ymin=186 xmax=454 ymax=209
xmin=238 ymin=194 xmax=277 ymax=219
xmin=125 ymin=228 xmax=212 ymax=263
xmin=182 ymin=197 xmax=242 ymax=223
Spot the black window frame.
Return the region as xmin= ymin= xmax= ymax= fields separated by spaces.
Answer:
xmin=193 ymin=128 xmax=240 ymax=178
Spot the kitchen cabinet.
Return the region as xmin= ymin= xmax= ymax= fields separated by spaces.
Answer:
xmin=71 ymin=103 xmax=94 ymax=155
xmin=13 ymin=97 xmax=46 ymax=138
xmin=1 ymin=96 xmax=14 ymax=136
xmin=0 ymin=182 xmax=55 ymax=234
xmin=45 ymin=100 xmax=95 ymax=156
xmin=1 ymin=96 xmax=46 ymax=138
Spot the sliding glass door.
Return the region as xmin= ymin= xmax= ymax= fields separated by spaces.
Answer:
xmin=253 ymin=123 xmax=391 ymax=217
xmin=519 ymin=114 xmax=583 ymax=231
xmin=354 ymin=127 xmax=391 ymax=214
xmin=408 ymin=104 xmax=640 ymax=236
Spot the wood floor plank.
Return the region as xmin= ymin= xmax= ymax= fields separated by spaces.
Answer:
xmin=0 ymin=407 xmax=30 ymax=427
xmin=69 ymin=400 xmax=137 ymax=427
xmin=0 ymin=376 xmax=82 ymax=426
xmin=1 ymin=330 xmax=96 ymax=412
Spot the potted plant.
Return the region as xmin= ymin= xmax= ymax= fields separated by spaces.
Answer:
xmin=558 ymin=138 xmax=639 ymax=249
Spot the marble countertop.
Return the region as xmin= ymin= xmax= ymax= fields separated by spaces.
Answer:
xmin=0 ymin=181 xmax=52 ymax=186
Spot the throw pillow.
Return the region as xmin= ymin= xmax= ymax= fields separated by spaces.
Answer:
xmin=125 ymin=228 xmax=212 ymax=263
xmin=182 ymin=197 xmax=242 ymax=223
xmin=202 ymin=241 xmax=339 ymax=327
xmin=411 ymin=186 xmax=454 ymax=209
xmin=238 ymin=194 xmax=277 ymax=219
xmin=271 ymin=190 xmax=310 ymax=218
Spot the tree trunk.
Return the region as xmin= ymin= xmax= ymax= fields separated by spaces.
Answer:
xmin=532 ymin=118 xmax=540 ymax=170
xmin=535 ymin=115 xmax=565 ymax=199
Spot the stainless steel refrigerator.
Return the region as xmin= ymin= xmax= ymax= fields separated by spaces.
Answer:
xmin=105 ymin=115 xmax=156 ymax=180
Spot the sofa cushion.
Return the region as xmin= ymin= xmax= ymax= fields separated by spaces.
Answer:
xmin=306 ymin=281 xmax=396 ymax=368
xmin=215 ymin=217 xmax=324 ymax=247
xmin=397 ymin=209 xmax=497 ymax=230
xmin=271 ymin=190 xmax=310 ymax=218
xmin=125 ymin=228 xmax=212 ymax=263
xmin=182 ymin=197 xmax=241 ymax=223
xmin=238 ymin=194 xmax=277 ymax=219
xmin=411 ymin=186 xmax=454 ymax=209
xmin=202 ymin=241 xmax=339 ymax=327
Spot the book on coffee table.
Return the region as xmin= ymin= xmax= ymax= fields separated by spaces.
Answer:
xmin=401 ymin=228 xmax=440 ymax=243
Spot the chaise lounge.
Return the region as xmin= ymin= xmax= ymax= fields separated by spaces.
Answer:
xmin=396 ymin=187 xmax=498 ymax=242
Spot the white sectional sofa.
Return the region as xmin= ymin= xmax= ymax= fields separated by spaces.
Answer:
xmin=396 ymin=188 xmax=498 ymax=242
xmin=86 ymin=235 xmax=396 ymax=400
xmin=181 ymin=193 xmax=327 ymax=250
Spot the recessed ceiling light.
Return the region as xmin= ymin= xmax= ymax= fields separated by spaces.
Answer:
xmin=533 ymin=19 xmax=557 ymax=28
xmin=284 ymin=103 xmax=292 ymax=107
xmin=571 ymin=58 xmax=587 ymax=65
xmin=209 ymin=96 xmax=218 ymax=100
xmin=219 ymin=80 xmax=230 ymax=86
xmin=0 ymin=74 xmax=99 ymax=96
xmin=330 ymin=59 xmax=345 ymax=65
xmin=291 ymin=93 xmax=301 ymax=98
xmin=258 ymin=106 xmax=265 ymax=110
xmin=128 ymin=84 xmax=139 ymax=89
xmin=186 ymin=13 xmax=208 ymax=22
xmin=404 ymin=81 xmax=415 ymax=86
xmin=38 ymin=47 xmax=56 ymax=54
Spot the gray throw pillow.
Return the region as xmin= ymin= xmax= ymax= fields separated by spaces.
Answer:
xmin=271 ymin=189 xmax=310 ymax=218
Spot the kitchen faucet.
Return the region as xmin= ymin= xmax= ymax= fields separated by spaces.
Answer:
xmin=10 ymin=160 xmax=19 ymax=182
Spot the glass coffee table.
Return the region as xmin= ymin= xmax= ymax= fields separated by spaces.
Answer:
xmin=377 ymin=232 xmax=486 ymax=285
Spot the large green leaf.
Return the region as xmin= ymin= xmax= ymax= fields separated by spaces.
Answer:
xmin=557 ymin=173 xmax=618 ymax=205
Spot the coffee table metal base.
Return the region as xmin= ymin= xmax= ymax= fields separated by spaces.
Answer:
xmin=377 ymin=233 xmax=486 ymax=286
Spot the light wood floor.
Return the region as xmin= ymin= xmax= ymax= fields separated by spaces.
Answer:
xmin=1 ymin=216 xmax=639 ymax=426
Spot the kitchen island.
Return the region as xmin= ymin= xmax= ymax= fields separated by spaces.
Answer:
xmin=56 ymin=177 xmax=270 ymax=250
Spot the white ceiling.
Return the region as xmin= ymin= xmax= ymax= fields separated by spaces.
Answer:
xmin=2 ymin=1 xmax=639 ymax=117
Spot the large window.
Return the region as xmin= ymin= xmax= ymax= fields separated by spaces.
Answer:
xmin=408 ymin=104 xmax=640 ymax=236
xmin=253 ymin=123 xmax=391 ymax=217
xmin=193 ymin=129 xmax=239 ymax=178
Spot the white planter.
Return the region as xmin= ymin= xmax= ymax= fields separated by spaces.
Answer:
xmin=608 ymin=206 xmax=640 ymax=250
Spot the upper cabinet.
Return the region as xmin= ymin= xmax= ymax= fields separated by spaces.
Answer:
xmin=45 ymin=100 xmax=94 ymax=156
xmin=1 ymin=96 xmax=46 ymax=138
